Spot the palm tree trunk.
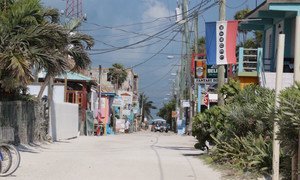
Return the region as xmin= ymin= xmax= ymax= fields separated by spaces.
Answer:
xmin=38 ymin=73 xmax=51 ymax=99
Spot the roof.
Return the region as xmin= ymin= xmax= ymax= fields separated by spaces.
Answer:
xmin=240 ymin=0 xmax=300 ymax=31
xmin=246 ymin=0 xmax=300 ymax=19
xmin=58 ymin=72 xmax=93 ymax=81
xmin=38 ymin=71 xmax=94 ymax=82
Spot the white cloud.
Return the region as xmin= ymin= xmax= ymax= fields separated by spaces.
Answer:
xmin=142 ymin=0 xmax=169 ymax=21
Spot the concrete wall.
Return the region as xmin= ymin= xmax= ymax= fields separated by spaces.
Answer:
xmin=50 ymin=102 xmax=79 ymax=141
xmin=0 ymin=101 xmax=47 ymax=144
xmin=28 ymin=84 xmax=65 ymax=103
xmin=264 ymin=72 xmax=294 ymax=90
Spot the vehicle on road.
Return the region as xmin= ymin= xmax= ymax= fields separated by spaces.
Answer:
xmin=151 ymin=119 xmax=168 ymax=133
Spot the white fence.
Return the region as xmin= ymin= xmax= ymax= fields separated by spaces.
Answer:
xmin=50 ymin=102 xmax=79 ymax=141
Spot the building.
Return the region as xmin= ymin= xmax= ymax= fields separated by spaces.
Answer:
xmin=237 ymin=0 xmax=300 ymax=89
xmin=85 ymin=67 xmax=139 ymax=133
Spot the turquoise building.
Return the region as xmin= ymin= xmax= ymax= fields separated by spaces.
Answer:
xmin=237 ymin=0 xmax=300 ymax=88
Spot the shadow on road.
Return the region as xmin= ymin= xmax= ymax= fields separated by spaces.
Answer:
xmin=154 ymin=145 xmax=198 ymax=151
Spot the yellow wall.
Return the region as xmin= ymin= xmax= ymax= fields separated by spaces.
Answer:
xmin=238 ymin=77 xmax=259 ymax=89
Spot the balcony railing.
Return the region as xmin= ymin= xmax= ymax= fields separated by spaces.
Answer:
xmin=238 ymin=47 xmax=263 ymax=76
xmin=238 ymin=47 xmax=266 ymax=87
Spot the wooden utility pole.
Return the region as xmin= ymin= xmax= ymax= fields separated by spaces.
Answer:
xmin=188 ymin=12 xmax=198 ymax=134
xmin=218 ymin=0 xmax=226 ymax=106
xmin=294 ymin=15 xmax=300 ymax=180
xmin=272 ymin=34 xmax=285 ymax=180
xmin=182 ymin=0 xmax=191 ymax=133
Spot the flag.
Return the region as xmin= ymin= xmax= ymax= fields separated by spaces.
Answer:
xmin=205 ymin=21 xmax=238 ymax=65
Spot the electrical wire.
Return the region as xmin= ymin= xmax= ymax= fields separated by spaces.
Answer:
xmin=224 ymin=0 xmax=248 ymax=9
xmin=130 ymin=29 xmax=181 ymax=69
xmin=87 ymin=1 xmax=217 ymax=54
xmin=139 ymin=65 xmax=176 ymax=90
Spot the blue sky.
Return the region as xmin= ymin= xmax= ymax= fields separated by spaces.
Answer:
xmin=42 ymin=0 xmax=264 ymax=117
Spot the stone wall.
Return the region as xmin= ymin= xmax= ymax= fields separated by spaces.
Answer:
xmin=0 ymin=101 xmax=47 ymax=144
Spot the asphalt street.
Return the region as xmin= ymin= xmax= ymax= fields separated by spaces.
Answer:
xmin=10 ymin=131 xmax=221 ymax=180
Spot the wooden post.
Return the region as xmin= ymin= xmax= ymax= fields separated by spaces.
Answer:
xmin=272 ymin=34 xmax=285 ymax=180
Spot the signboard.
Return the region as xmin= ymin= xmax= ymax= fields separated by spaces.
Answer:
xmin=195 ymin=60 xmax=207 ymax=79
xmin=209 ymin=94 xmax=218 ymax=103
xmin=171 ymin=111 xmax=177 ymax=118
xmin=181 ymin=100 xmax=190 ymax=108
xmin=195 ymin=78 xmax=218 ymax=84
xmin=206 ymin=65 xmax=218 ymax=78
xmin=112 ymin=96 xmax=123 ymax=107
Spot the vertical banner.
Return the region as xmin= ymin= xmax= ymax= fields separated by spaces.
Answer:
xmin=205 ymin=21 xmax=238 ymax=65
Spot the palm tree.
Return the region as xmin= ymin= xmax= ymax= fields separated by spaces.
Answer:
xmin=0 ymin=0 xmax=94 ymax=99
xmin=107 ymin=63 xmax=128 ymax=90
xmin=0 ymin=0 xmax=65 ymax=98
xmin=234 ymin=8 xmax=251 ymax=43
xmin=139 ymin=93 xmax=157 ymax=122
xmin=197 ymin=36 xmax=206 ymax=54
xmin=37 ymin=18 xmax=94 ymax=98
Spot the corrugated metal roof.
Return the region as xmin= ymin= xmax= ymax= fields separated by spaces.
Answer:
xmin=38 ymin=71 xmax=93 ymax=81
xmin=57 ymin=72 xmax=93 ymax=81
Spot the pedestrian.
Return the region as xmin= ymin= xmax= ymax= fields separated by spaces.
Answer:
xmin=125 ymin=120 xmax=130 ymax=133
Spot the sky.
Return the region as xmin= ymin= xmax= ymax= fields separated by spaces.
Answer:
xmin=42 ymin=0 xmax=265 ymax=117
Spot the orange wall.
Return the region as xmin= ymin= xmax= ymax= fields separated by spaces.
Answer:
xmin=238 ymin=77 xmax=259 ymax=89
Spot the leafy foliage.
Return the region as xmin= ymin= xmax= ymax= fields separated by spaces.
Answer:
xmin=277 ymin=83 xmax=300 ymax=155
xmin=192 ymin=106 xmax=225 ymax=151
xmin=193 ymin=84 xmax=275 ymax=173
xmin=139 ymin=92 xmax=156 ymax=121
xmin=157 ymin=98 xmax=176 ymax=128
xmin=107 ymin=63 xmax=128 ymax=89
xmin=211 ymin=133 xmax=273 ymax=174
xmin=0 ymin=0 xmax=94 ymax=100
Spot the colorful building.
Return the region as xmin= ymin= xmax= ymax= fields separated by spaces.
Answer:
xmin=238 ymin=0 xmax=300 ymax=88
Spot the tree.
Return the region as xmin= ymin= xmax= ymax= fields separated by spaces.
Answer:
xmin=234 ymin=8 xmax=263 ymax=48
xmin=197 ymin=36 xmax=206 ymax=54
xmin=234 ymin=8 xmax=251 ymax=43
xmin=157 ymin=98 xmax=176 ymax=129
xmin=139 ymin=93 xmax=156 ymax=122
xmin=107 ymin=63 xmax=128 ymax=90
xmin=0 ymin=0 xmax=94 ymax=100
xmin=37 ymin=18 xmax=94 ymax=99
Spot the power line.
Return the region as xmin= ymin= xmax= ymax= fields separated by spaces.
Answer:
xmin=224 ymin=0 xmax=248 ymax=9
xmin=139 ymin=65 xmax=176 ymax=90
xmin=130 ymin=30 xmax=181 ymax=69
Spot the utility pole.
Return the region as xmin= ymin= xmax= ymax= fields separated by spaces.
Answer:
xmin=188 ymin=12 xmax=198 ymax=134
xmin=218 ymin=0 xmax=226 ymax=106
xmin=272 ymin=34 xmax=285 ymax=180
xmin=98 ymin=65 xmax=102 ymax=135
xmin=182 ymin=0 xmax=191 ymax=132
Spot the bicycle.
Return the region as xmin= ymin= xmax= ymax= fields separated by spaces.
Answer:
xmin=0 ymin=127 xmax=21 ymax=177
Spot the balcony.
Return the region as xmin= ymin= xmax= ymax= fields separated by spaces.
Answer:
xmin=238 ymin=47 xmax=263 ymax=77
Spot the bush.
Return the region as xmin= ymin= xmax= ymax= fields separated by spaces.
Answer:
xmin=211 ymin=133 xmax=272 ymax=174
xmin=192 ymin=106 xmax=225 ymax=151
xmin=193 ymin=84 xmax=275 ymax=175
xmin=277 ymin=83 xmax=300 ymax=179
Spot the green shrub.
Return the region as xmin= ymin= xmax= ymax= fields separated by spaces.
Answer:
xmin=193 ymin=84 xmax=275 ymax=176
xmin=210 ymin=133 xmax=273 ymax=174
xmin=277 ymin=83 xmax=300 ymax=179
xmin=192 ymin=106 xmax=225 ymax=151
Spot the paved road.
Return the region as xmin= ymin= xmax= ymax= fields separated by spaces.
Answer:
xmin=11 ymin=131 xmax=221 ymax=180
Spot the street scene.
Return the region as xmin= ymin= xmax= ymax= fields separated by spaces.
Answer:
xmin=1 ymin=0 xmax=300 ymax=179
